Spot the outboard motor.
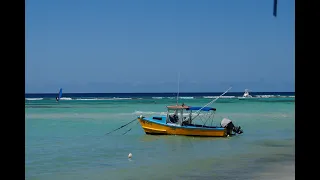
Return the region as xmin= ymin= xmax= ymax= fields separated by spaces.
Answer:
xmin=220 ymin=118 xmax=243 ymax=135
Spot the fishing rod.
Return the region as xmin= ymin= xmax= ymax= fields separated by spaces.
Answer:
xmin=105 ymin=118 xmax=137 ymax=135
xmin=191 ymin=87 xmax=232 ymax=121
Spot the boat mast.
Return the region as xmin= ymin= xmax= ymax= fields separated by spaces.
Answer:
xmin=176 ymin=72 xmax=180 ymax=105
xmin=176 ymin=72 xmax=182 ymax=124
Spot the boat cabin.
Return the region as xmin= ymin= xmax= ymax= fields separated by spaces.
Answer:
xmin=166 ymin=105 xmax=190 ymax=125
xmin=166 ymin=104 xmax=216 ymax=126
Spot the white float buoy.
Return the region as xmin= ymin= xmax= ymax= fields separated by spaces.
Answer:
xmin=128 ymin=153 xmax=132 ymax=158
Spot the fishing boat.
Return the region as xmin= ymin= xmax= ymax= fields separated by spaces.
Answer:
xmin=137 ymin=88 xmax=243 ymax=137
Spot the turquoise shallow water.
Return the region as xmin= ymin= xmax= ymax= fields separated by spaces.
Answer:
xmin=25 ymin=96 xmax=295 ymax=180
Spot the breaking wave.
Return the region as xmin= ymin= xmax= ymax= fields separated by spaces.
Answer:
xmin=25 ymin=94 xmax=294 ymax=101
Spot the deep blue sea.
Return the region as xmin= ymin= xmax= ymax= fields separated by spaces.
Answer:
xmin=25 ymin=92 xmax=295 ymax=180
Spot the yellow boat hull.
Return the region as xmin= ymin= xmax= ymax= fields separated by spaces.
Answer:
xmin=138 ymin=118 xmax=227 ymax=137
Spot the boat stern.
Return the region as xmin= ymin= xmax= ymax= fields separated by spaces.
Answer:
xmin=220 ymin=118 xmax=243 ymax=135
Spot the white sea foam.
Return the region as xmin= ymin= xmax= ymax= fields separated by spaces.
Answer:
xmin=203 ymin=96 xmax=236 ymax=99
xmin=60 ymin=97 xmax=72 ymax=100
xmin=112 ymin=97 xmax=132 ymax=100
xmin=75 ymin=97 xmax=133 ymax=101
xmin=75 ymin=98 xmax=99 ymax=101
xmin=152 ymin=97 xmax=164 ymax=99
xmin=24 ymin=94 xmax=295 ymax=101
xmin=255 ymin=95 xmax=276 ymax=98
xmin=179 ymin=96 xmax=194 ymax=99
xmin=25 ymin=98 xmax=43 ymax=100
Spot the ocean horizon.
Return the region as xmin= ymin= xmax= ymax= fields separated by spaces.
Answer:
xmin=26 ymin=91 xmax=295 ymax=94
xmin=25 ymin=91 xmax=295 ymax=100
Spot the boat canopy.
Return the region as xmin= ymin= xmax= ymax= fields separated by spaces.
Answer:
xmin=167 ymin=105 xmax=190 ymax=110
xmin=186 ymin=106 xmax=216 ymax=111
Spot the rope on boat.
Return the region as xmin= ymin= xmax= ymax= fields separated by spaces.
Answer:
xmin=122 ymin=121 xmax=140 ymax=135
xmin=191 ymin=87 xmax=232 ymax=121
xmin=105 ymin=118 xmax=137 ymax=135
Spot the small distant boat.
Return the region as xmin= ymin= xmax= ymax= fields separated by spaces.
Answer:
xmin=238 ymin=89 xmax=253 ymax=100
xmin=242 ymin=89 xmax=252 ymax=98
xmin=137 ymin=88 xmax=243 ymax=137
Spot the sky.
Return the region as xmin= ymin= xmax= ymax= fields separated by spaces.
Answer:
xmin=25 ymin=0 xmax=295 ymax=93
